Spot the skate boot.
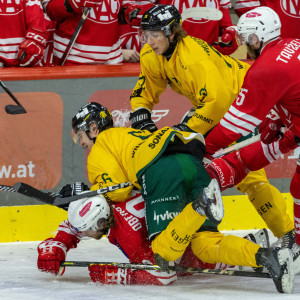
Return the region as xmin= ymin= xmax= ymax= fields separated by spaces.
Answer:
xmin=255 ymin=247 xmax=294 ymax=293
xmin=245 ymin=228 xmax=270 ymax=248
xmin=192 ymin=179 xmax=224 ymax=225
xmin=245 ymin=229 xmax=270 ymax=273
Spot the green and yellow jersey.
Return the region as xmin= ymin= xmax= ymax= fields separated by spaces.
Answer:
xmin=130 ymin=36 xmax=250 ymax=135
xmin=87 ymin=126 xmax=205 ymax=202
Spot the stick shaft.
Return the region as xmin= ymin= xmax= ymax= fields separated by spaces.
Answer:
xmin=0 ymin=80 xmax=23 ymax=106
xmin=212 ymin=134 xmax=261 ymax=158
xmin=61 ymin=261 xmax=271 ymax=278
xmin=58 ymin=7 xmax=91 ymax=65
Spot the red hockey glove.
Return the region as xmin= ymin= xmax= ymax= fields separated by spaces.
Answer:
xmin=259 ymin=110 xmax=284 ymax=144
xmin=67 ymin=0 xmax=103 ymax=13
xmin=213 ymin=26 xmax=238 ymax=56
xmin=119 ymin=3 xmax=153 ymax=27
xmin=88 ymin=264 xmax=132 ymax=285
xmin=37 ymin=238 xmax=67 ymax=276
xmin=18 ymin=28 xmax=48 ymax=67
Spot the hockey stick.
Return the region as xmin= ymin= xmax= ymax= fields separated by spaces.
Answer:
xmin=181 ymin=7 xmax=223 ymax=21
xmin=13 ymin=181 xmax=132 ymax=208
xmin=0 ymin=184 xmax=16 ymax=193
xmin=58 ymin=7 xmax=91 ymax=65
xmin=0 ymin=80 xmax=27 ymax=115
xmin=61 ymin=261 xmax=271 ymax=278
xmin=212 ymin=134 xmax=261 ymax=159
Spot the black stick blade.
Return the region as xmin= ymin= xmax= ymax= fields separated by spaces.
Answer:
xmin=13 ymin=182 xmax=55 ymax=204
xmin=5 ymin=105 xmax=27 ymax=115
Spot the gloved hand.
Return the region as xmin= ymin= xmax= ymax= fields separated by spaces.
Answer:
xmin=259 ymin=110 xmax=284 ymax=144
xmin=118 ymin=3 xmax=153 ymax=27
xmin=88 ymin=264 xmax=133 ymax=285
xmin=129 ymin=108 xmax=158 ymax=132
xmin=172 ymin=123 xmax=194 ymax=132
xmin=66 ymin=0 xmax=103 ymax=13
xmin=56 ymin=182 xmax=89 ymax=198
xmin=37 ymin=238 xmax=67 ymax=276
xmin=18 ymin=28 xmax=48 ymax=67
xmin=213 ymin=26 xmax=238 ymax=56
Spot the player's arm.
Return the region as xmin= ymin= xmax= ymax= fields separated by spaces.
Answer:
xmin=37 ymin=220 xmax=81 ymax=276
xmin=130 ymin=48 xmax=168 ymax=131
xmin=184 ymin=62 xmax=233 ymax=136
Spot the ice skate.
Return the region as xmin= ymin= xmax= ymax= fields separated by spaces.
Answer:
xmin=192 ymin=179 xmax=224 ymax=225
xmin=255 ymin=247 xmax=294 ymax=293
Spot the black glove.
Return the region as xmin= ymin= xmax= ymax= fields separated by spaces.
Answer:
xmin=56 ymin=182 xmax=89 ymax=198
xmin=172 ymin=123 xmax=194 ymax=132
xmin=129 ymin=108 xmax=158 ymax=133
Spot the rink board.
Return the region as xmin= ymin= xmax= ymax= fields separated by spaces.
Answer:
xmin=0 ymin=193 xmax=294 ymax=243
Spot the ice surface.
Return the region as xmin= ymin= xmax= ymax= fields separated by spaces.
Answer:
xmin=0 ymin=231 xmax=299 ymax=300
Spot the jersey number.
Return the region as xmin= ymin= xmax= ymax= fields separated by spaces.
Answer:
xmin=236 ymin=88 xmax=248 ymax=106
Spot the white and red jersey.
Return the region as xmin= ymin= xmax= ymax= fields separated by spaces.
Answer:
xmin=55 ymin=193 xmax=177 ymax=285
xmin=205 ymin=38 xmax=300 ymax=157
xmin=235 ymin=0 xmax=300 ymax=39
xmin=164 ymin=0 xmax=232 ymax=44
xmin=0 ymin=0 xmax=49 ymax=67
xmin=43 ymin=0 xmax=123 ymax=65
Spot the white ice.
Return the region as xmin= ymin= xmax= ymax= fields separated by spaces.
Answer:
xmin=0 ymin=231 xmax=299 ymax=300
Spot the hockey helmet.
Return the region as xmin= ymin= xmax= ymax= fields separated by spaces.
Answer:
xmin=72 ymin=102 xmax=113 ymax=137
xmin=141 ymin=4 xmax=181 ymax=37
xmin=68 ymin=195 xmax=111 ymax=233
xmin=237 ymin=6 xmax=281 ymax=45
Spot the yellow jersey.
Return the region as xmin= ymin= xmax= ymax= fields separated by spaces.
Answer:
xmin=87 ymin=126 xmax=205 ymax=202
xmin=130 ymin=36 xmax=250 ymax=135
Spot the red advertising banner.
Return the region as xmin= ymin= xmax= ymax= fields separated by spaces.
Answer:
xmin=0 ymin=92 xmax=63 ymax=188
xmin=89 ymin=88 xmax=299 ymax=179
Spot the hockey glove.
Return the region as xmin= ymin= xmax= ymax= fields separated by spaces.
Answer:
xmin=18 ymin=28 xmax=48 ymax=67
xmin=37 ymin=238 xmax=67 ymax=276
xmin=118 ymin=3 xmax=153 ymax=27
xmin=89 ymin=264 xmax=132 ymax=285
xmin=65 ymin=0 xmax=103 ymax=13
xmin=259 ymin=110 xmax=284 ymax=144
xmin=213 ymin=26 xmax=238 ymax=56
xmin=129 ymin=108 xmax=158 ymax=133
xmin=56 ymin=182 xmax=89 ymax=198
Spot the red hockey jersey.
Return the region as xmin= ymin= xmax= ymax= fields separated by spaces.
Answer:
xmin=56 ymin=192 xmax=177 ymax=285
xmin=167 ymin=0 xmax=232 ymax=45
xmin=43 ymin=0 xmax=123 ymax=65
xmin=205 ymin=38 xmax=300 ymax=156
xmin=0 ymin=0 xmax=49 ymax=66
xmin=235 ymin=0 xmax=300 ymax=38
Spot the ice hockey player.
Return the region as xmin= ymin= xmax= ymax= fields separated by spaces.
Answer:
xmin=129 ymin=4 xmax=295 ymax=261
xmin=0 ymin=0 xmax=49 ymax=67
xmin=204 ymin=6 xmax=300 ymax=259
xmin=38 ymin=191 xmax=292 ymax=292
xmin=66 ymin=101 xmax=296 ymax=292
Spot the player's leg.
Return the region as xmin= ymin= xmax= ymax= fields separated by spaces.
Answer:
xmin=237 ymin=169 xmax=294 ymax=239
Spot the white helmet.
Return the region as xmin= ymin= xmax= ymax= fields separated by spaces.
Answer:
xmin=237 ymin=6 xmax=281 ymax=45
xmin=68 ymin=195 xmax=110 ymax=232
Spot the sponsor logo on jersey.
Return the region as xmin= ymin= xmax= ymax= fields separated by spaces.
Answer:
xmin=0 ymin=0 xmax=23 ymax=15
xmin=88 ymin=0 xmax=120 ymax=24
xmin=154 ymin=210 xmax=179 ymax=224
xmin=281 ymin=0 xmax=300 ymax=18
